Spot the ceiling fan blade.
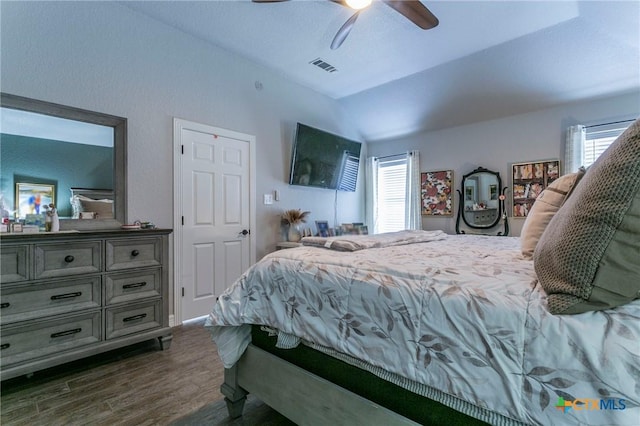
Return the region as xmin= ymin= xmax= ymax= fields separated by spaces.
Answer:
xmin=383 ymin=0 xmax=439 ymax=29
xmin=331 ymin=11 xmax=360 ymax=50
xmin=252 ymin=0 xmax=289 ymax=3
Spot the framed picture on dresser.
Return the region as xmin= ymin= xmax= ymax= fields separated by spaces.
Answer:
xmin=15 ymin=182 xmax=55 ymax=219
xmin=315 ymin=220 xmax=329 ymax=237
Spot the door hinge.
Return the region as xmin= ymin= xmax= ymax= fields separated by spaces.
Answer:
xmin=181 ymin=287 xmax=184 ymax=297
xmin=181 ymin=216 xmax=184 ymax=226
xmin=181 ymin=145 xmax=184 ymax=154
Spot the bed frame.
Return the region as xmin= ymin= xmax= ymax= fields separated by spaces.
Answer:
xmin=222 ymin=344 xmax=420 ymax=425
xmin=69 ymin=187 xmax=115 ymax=199
xmin=219 ymin=327 xmax=491 ymax=425
xmin=69 ymin=187 xmax=114 ymax=215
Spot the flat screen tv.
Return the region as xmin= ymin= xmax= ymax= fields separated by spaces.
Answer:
xmin=289 ymin=123 xmax=362 ymax=191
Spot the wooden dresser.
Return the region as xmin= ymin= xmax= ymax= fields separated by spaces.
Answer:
xmin=0 ymin=229 xmax=172 ymax=380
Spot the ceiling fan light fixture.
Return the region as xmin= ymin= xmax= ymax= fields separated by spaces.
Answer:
xmin=345 ymin=0 xmax=372 ymax=10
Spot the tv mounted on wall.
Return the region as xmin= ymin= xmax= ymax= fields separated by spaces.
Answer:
xmin=289 ymin=123 xmax=362 ymax=192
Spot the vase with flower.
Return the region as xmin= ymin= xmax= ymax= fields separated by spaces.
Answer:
xmin=281 ymin=209 xmax=310 ymax=242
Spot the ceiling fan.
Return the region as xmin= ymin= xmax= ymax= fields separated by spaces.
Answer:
xmin=253 ymin=0 xmax=439 ymax=50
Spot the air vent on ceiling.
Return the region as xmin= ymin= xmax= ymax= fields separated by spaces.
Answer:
xmin=309 ymin=58 xmax=337 ymax=73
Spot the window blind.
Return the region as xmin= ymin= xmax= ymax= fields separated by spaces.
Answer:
xmin=377 ymin=158 xmax=407 ymax=233
xmin=584 ymin=122 xmax=631 ymax=167
xmin=337 ymin=153 xmax=360 ymax=192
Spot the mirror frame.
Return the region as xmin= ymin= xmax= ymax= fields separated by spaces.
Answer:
xmin=1 ymin=93 xmax=127 ymax=230
xmin=455 ymin=167 xmax=509 ymax=236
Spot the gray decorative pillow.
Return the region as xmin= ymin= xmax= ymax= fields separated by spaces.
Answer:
xmin=534 ymin=118 xmax=640 ymax=314
xmin=520 ymin=168 xmax=585 ymax=259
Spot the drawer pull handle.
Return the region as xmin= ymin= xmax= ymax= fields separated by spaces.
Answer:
xmin=0 ymin=302 xmax=10 ymax=309
xmin=123 ymin=282 xmax=147 ymax=290
xmin=1 ymin=343 xmax=10 ymax=350
xmin=51 ymin=328 xmax=82 ymax=338
xmin=131 ymin=250 xmax=140 ymax=257
xmin=123 ymin=313 xmax=147 ymax=323
xmin=51 ymin=292 xmax=82 ymax=300
xmin=64 ymin=255 xmax=75 ymax=263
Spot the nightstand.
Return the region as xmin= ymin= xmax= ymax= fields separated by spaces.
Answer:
xmin=276 ymin=241 xmax=302 ymax=250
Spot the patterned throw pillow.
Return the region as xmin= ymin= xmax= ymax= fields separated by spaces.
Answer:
xmin=520 ymin=168 xmax=585 ymax=259
xmin=534 ymin=118 xmax=640 ymax=314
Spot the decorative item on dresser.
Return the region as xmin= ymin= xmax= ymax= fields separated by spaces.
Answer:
xmin=280 ymin=209 xmax=310 ymax=243
xmin=0 ymin=228 xmax=172 ymax=381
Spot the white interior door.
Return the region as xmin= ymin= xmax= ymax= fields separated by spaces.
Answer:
xmin=174 ymin=119 xmax=255 ymax=323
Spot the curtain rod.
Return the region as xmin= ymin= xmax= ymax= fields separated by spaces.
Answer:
xmin=585 ymin=119 xmax=635 ymax=129
xmin=374 ymin=151 xmax=413 ymax=160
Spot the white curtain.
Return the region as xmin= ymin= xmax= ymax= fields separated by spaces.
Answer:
xmin=404 ymin=150 xmax=421 ymax=230
xmin=565 ymin=125 xmax=585 ymax=173
xmin=365 ymin=156 xmax=379 ymax=234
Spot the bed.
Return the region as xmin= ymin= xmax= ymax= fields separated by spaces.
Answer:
xmin=69 ymin=187 xmax=114 ymax=219
xmin=205 ymin=119 xmax=640 ymax=425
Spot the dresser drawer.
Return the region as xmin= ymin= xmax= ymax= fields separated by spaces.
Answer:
xmin=0 ymin=277 xmax=101 ymax=325
xmin=35 ymin=241 xmax=102 ymax=279
xmin=105 ymin=237 xmax=162 ymax=271
xmin=105 ymin=300 xmax=162 ymax=340
xmin=105 ymin=269 xmax=161 ymax=305
xmin=0 ymin=311 xmax=101 ymax=366
xmin=0 ymin=245 xmax=29 ymax=283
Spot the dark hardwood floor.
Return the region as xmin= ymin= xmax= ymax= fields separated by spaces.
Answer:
xmin=1 ymin=319 xmax=292 ymax=425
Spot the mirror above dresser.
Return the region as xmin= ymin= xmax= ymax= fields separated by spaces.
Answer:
xmin=0 ymin=93 xmax=127 ymax=230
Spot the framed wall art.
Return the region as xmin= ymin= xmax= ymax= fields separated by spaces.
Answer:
xmin=511 ymin=160 xmax=560 ymax=218
xmin=421 ymin=170 xmax=453 ymax=216
xmin=15 ymin=182 xmax=55 ymax=219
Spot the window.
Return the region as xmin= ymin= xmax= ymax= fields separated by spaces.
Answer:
xmin=584 ymin=121 xmax=632 ymax=167
xmin=376 ymin=157 xmax=407 ymax=233
xmin=366 ymin=151 xmax=420 ymax=234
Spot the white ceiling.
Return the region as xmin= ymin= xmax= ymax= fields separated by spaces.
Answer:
xmin=121 ymin=0 xmax=640 ymax=141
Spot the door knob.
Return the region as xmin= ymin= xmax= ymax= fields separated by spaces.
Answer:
xmin=238 ymin=229 xmax=250 ymax=237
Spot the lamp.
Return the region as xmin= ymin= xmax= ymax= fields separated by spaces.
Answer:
xmin=345 ymin=0 xmax=372 ymax=10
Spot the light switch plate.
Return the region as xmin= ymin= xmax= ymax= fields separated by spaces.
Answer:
xmin=264 ymin=194 xmax=273 ymax=205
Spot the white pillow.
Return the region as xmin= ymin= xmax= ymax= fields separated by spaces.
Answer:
xmin=520 ymin=169 xmax=585 ymax=259
xmin=75 ymin=194 xmax=114 ymax=219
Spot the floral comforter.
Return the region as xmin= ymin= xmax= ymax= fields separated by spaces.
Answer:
xmin=205 ymin=233 xmax=640 ymax=426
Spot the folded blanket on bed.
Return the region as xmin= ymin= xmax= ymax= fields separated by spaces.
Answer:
xmin=301 ymin=229 xmax=446 ymax=251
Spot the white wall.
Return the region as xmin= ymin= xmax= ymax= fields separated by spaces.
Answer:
xmin=0 ymin=1 xmax=365 ymax=262
xmin=367 ymin=91 xmax=639 ymax=236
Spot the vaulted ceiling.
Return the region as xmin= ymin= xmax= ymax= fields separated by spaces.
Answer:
xmin=121 ymin=1 xmax=640 ymax=141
